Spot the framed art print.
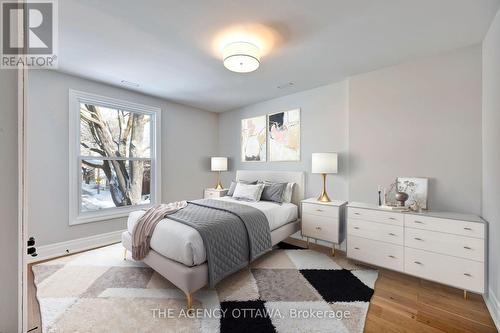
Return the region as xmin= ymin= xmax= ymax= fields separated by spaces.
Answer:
xmin=268 ymin=109 xmax=300 ymax=161
xmin=241 ymin=115 xmax=267 ymax=162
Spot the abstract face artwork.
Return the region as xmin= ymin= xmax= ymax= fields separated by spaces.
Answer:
xmin=268 ymin=109 xmax=300 ymax=161
xmin=241 ymin=115 xmax=267 ymax=161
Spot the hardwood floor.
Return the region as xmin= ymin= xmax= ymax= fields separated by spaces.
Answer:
xmin=287 ymin=238 xmax=498 ymax=333
xmin=28 ymin=239 xmax=498 ymax=333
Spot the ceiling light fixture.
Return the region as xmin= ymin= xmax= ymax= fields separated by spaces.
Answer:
xmin=222 ymin=41 xmax=260 ymax=73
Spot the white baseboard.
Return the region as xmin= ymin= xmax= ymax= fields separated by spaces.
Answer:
xmin=484 ymin=287 xmax=500 ymax=330
xmin=27 ymin=229 xmax=125 ymax=263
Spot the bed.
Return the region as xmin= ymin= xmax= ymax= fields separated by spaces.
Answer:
xmin=121 ymin=170 xmax=304 ymax=308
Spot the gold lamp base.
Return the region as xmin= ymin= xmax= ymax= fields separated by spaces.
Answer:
xmin=214 ymin=171 xmax=224 ymax=190
xmin=317 ymin=173 xmax=331 ymax=202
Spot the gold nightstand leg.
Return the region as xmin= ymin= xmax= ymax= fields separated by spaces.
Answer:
xmin=186 ymin=292 xmax=193 ymax=309
xmin=331 ymin=245 xmax=335 ymax=257
xmin=123 ymin=248 xmax=127 ymax=260
xmin=464 ymin=290 xmax=468 ymax=300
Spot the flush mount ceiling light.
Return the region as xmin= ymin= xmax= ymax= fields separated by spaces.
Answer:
xmin=222 ymin=41 xmax=260 ymax=73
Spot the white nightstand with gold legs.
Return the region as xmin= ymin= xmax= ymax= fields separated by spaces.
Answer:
xmin=301 ymin=198 xmax=347 ymax=256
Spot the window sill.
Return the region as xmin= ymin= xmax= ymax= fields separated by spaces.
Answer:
xmin=70 ymin=204 xmax=152 ymax=226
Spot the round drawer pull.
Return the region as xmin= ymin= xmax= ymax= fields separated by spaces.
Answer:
xmin=388 ymin=233 xmax=396 ymax=236
xmin=414 ymin=261 xmax=423 ymax=265
xmin=388 ymin=217 xmax=397 ymax=220
xmin=315 ymin=226 xmax=322 ymax=230
xmin=464 ymin=273 xmax=472 ymax=277
xmin=354 ymin=226 xmax=360 ymax=230
xmin=464 ymin=227 xmax=472 ymax=231
xmin=388 ymin=255 xmax=396 ymax=259
xmin=354 ymin=212 xmax=361 ymax=215
xmin=463 ymin=246 xmax=472 ymax=250
xmin=414 ymin=221 xmax=424 ymax=224
xmin=316 ymin=209 xmax=324 ymax=212
xmin=354 ymin=247 xmax=360 ymax=250
xmin=414 ymin=237 xmax=423 ymax=241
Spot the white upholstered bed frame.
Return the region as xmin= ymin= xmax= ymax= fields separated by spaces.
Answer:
xmin=121 ymin=170 xmax=305 ymax=308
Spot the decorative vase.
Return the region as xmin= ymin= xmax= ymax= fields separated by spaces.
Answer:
xmin=395 ymin=191 xmax=409 ymax=207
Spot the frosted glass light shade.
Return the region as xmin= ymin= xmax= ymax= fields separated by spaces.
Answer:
xmin=211 ymin=157 xmax=228 ymax=171
xmin=312 ymin=153 xmax=338 ymax=174
xmin=222 ymin=42 xmax=260 ymax=73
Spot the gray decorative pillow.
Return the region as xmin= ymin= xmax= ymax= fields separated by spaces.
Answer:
xmin=260 ymin=181 xmax=287 ymax=203
xmin=227 ymin=180 xmax=257 ymax=196
xmin=232 ymin=183 xmax=265 ymax=201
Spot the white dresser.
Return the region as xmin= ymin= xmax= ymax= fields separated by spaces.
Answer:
xmin=301 ymin=198 xmax=347 ymax=255
xmin=347 ymin=202 xmax=486 ymax=295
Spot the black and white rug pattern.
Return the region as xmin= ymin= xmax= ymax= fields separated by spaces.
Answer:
xmin=218 ymin=242 xmax=377 ymax=333
xmin=33 ymin=242 xmax=377 ymax=333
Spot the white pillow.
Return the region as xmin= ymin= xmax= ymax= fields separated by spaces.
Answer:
xmin=281 ymin=182 xmax=295 ymax=203
xmin=232 ymin=183 xmax=265 ymax=202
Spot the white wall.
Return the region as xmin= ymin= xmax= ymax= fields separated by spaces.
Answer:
xmin=27 ymin=70 xmax=219 ymax=246
xmin=0 ymin=70 xmax=19 ymax=332
xmin=349 ymin=45 xmax=482 ymax=214
xmin=218 ymin=81 xmax=350 ymax=201
xmin=482 ymin=7 xmax=500 ymax=321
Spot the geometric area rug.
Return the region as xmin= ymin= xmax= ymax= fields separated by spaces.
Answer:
xmin=33 ymin=242 xmax=378 ymax=333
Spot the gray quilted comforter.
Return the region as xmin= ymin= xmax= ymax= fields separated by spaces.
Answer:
xmin=167 ymin=199 xmax=272 ymax=287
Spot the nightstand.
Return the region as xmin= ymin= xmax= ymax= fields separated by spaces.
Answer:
xmin=204 ymin=188 xmax=228 ymax=199
xmin=301 ymin=198 xmax=347 ymax=255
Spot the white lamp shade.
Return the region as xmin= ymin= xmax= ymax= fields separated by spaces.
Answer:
xmin=211 ymin=157 xmax=228 ymax=171
xmin=312 ymin=153 xmax=338 ymax=174
xmin=222 ymin=42 xmax=260 ymax=73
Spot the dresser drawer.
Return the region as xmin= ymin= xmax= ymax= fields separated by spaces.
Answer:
xmin=405 ymin=214 xmax=484 ymax=239
xmin=347 ymin=236 xmax=404 ymax=272
xmin=302 ymin=203 xmax=339 ymax=218
xmin=405 ymin=228 xmax=484 ymax=262
xmin=405 ymin=247 xmax=484 ymax=293
xmin=348 ymin=208 xmax=403 ymax=226
xmin=348 ymin=220 xmax=403 ymax=245
xmin=302 ymin=214 xmax=339 ymax=243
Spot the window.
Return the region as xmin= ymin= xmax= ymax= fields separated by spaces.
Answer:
xmin=69 ymin=90 xmax=161 ymax=225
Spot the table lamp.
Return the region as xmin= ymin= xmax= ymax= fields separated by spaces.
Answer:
xmin=312 ymin=153 xmax=338 ymax=202
xmin=211 ymin=157 xmax=228 ymax=190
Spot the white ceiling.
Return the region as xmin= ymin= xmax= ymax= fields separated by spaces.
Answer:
xmin=58 ymin=0 xmax=499 ymax=112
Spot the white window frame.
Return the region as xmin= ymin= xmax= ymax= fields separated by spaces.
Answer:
xmin=69 ymin=89 xmax=161 ymax=225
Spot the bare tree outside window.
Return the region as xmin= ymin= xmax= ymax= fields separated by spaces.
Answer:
xmin=79 ymin=103 xmax=152 ymax=212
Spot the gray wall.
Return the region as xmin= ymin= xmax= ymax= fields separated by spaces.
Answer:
xmin=0 ymin=70 xmax=19 ymax=332
xmin=218 ymin=81 xmax=349 ymax=201
xmin=27 ymin=70 xmax=218 ymax=246
xmin=219 ymin=46 xmax=482 ymax=215
xmin=483 ymin=7 xmax=500 ymax=311
xmin=349 ymin=45 xmax=482 ymax=214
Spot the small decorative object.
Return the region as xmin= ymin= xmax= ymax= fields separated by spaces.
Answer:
xmin=241 ymin=116 xmax=267 ymax=162
xmin=377 ymin=185 xmax=382 ymax=206
xmin=394 ymin=191 xmax=409 ymax=207
xmin=397 ymin=177 xmax=429 ymax=210
xmin=311 ymin=153 xmax=338 ymax=202
xmin=211 ymin=157 xmax=228 ymax=190
xmin=268 ymin=109 xmax=300 ymax=161
xmin=379 ymin=180 xmax=409 ymax=211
